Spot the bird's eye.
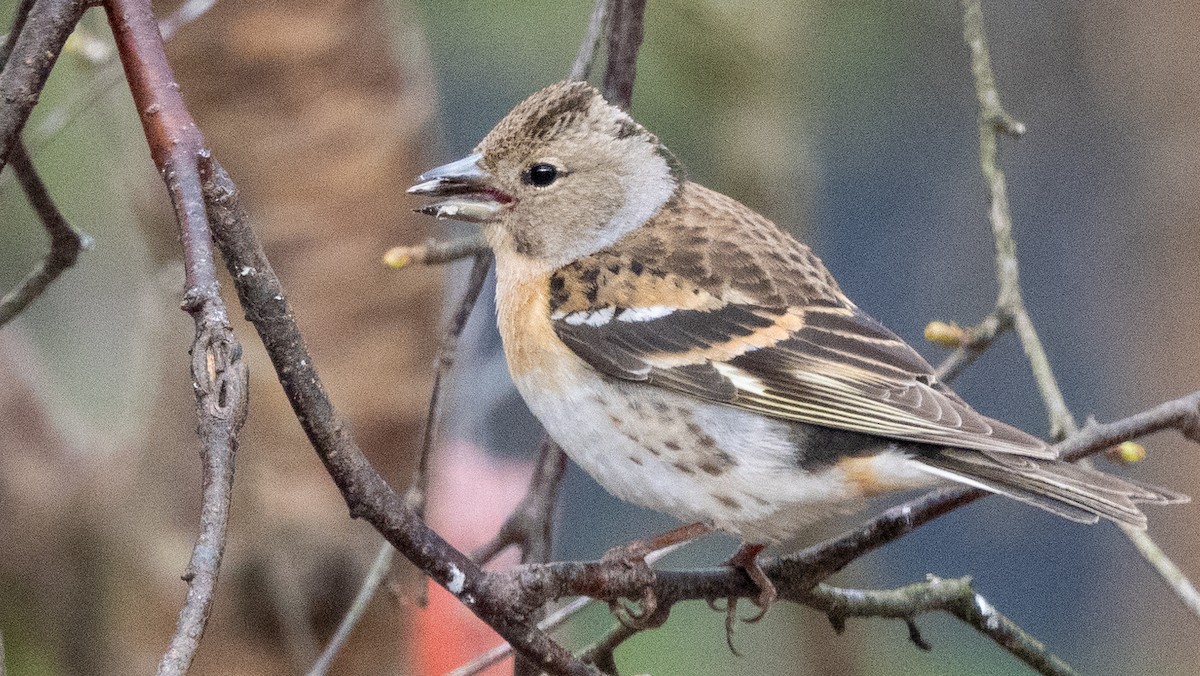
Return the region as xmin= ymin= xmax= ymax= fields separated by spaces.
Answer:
xmin=526 ymin=162 xmax=559 ymax=187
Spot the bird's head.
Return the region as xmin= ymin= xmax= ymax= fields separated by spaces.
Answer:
xmin=409 ymin=81 xmax=680 ymax=269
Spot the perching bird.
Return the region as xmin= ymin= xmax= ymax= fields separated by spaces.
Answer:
xmin=408 ymin=80 xmax=1185 ymax=610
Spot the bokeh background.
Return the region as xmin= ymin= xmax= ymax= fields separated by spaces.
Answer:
xmin=2 ymin=1 xmax=1198 ymax=674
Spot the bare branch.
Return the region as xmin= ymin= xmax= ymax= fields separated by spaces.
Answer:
xmin=199 ymin=159 xmax=597 ymax=676
xmin=602 ymin=0 xmax=647 ymax=110
xmin=805 ymin=576 xmax=1077 ymax=676
xmin=448 ymin=597 xmax=593 ymax=676
xmin=0 ymin=142 xmax=90 ymax=326
xmin=932 ymin=312 xmax=1006 ymax=383
xmin=570 ymin=0 xmax=608 ymax=82
xmin=0 ymin=0 xmax=38 ymax=66
xmin=406 ymin=251 xmax=494 ymax=518
xmin=579 ymin=601 xmax=671 ymax=675
xmin=104 ymin=0 xmax=249 ymax=672
xmin=471 ymin=439 xmax=567 ymax=567
xmin=0 ymin=0 xmax=90 ymax=173
xmin=306 ymin=544 xmax=395 ymax=676
xmin=382 ymin=234 xmax=489 ymax=269
xmin=29 ymin=0 xmax=218 ymax=148
xmin=479 ymin=389 xmax=1200 ymax=615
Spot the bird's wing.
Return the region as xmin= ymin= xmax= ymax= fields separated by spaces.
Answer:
xmin=546 ymin=181 xmax=1051 ymax=458
xmin=553 ymin=296 xmax=1051 ymax=457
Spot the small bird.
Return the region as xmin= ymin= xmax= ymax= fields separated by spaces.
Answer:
xmin=409 ymin=81 xmax=1185 ymax=611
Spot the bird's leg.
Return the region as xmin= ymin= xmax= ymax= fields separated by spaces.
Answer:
xmin=727 ymin=542 xmax=777 ymax=623
xmin=601 ymin=521 xmax=714 ymax=562
xmin=602 ymin=522 xmax=714 ymax=628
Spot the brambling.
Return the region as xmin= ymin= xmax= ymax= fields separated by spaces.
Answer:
xmin=408 ymin=81 xmax=1185 ymax=611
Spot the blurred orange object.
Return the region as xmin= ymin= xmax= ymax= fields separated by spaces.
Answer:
xmin=414 ymin=439 xmax=534 ymax=675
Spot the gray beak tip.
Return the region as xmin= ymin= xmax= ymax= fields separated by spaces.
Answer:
xmin=407 ymin=152 xmax=506 ymax=223
xmin=406 ymin=179 xmax=442 ymax=195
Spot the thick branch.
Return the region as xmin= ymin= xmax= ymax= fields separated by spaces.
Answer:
xmin=104 ymin=0 xmax=248 ymax=672
xmin=31 ymin=0 xmax=219 ymax=148
xmin=602 ymin=0 xmax=647 ymax=110
xmin=0 ymin=0 xmax=89 ymax=174
xmin=0 ymin=142 xmax=90 ymax=326
xmin=199 ymin=159 xmax=597 ymax=676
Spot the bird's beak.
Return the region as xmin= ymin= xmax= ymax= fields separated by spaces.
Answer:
xmin=407 ymin=152 xmax=511 ymax=223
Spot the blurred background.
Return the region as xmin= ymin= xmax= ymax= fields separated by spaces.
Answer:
xmin=2 ymin=0 xmax=1198 ymax=674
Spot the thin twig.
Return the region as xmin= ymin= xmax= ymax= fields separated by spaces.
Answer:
xmin=406 ymin=250 xmax=494 ymax=519
xmin=570 ymin=0 xmax=608 ymax=82
xmin=447 ymin=597 xmax=592 ymax=676
xmin=471 ymin=439 xmax=567 ymax=566
xmin=602 ymin=0 xmax=647 ymax=110
xmin=105 ymin=0 xmax=248 ymax=673
xmin=307 ymin=544 xmax=396 ymax=676
xmin=0 ymin=0 xmax=90 ymax=173
xmin=805 ymin=576 xmax=1077 ymax=676
xmin=932 ymin=312 xmax=1006 ymax=383
xmin=308 ymin=244 xmax=491 ymax=671
xmin=30 ymin=0 xmax=218 ymax=149
xmin=959 ymin=0 xmax=1200 ymax=622
xmin=579 ymin=602 xmax=670 ymax=675
xmin=383 ymin=234 xmax=489 ymax=269
xmin=0 ymin=142 xmax=90 ymax=327
xmin=200 ymin=158 xmax=597 ymax=676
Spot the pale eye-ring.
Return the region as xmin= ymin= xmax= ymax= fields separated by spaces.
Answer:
xmin=525 ymin=162 xmax=560 ymax=187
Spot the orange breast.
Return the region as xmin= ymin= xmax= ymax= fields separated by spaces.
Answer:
xmin=495 ymin=268 xmax=580 ymax=388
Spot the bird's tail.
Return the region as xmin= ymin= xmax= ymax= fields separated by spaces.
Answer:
xmin=915 ymin=448 xmax=1189 ymax=529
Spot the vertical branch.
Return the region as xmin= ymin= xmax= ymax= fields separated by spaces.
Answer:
xmin=571 ymin=0 xmax=609 ymax=82
xmin=106 ymin=0 xmax=217 ymax=306
xmin=602 ymin=0 xmax=647 ymax=110
xmin=959 ymin=0 xmax=1200 ymax=622
xmin=0 ymin=142 xmax=90 ymax=326
xmin=406 ymin=251 xmax=495 ymax=518
xmin=960 ymin=0 xmax=1074 ymax=440
xmin=103 ymin=0 xmax=249 ymax=672
xmin=0 ymin=0 xmax=90 ymax=173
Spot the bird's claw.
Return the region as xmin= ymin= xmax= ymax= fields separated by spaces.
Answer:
xmin=608 ymin=586 xmax=661 ymax=630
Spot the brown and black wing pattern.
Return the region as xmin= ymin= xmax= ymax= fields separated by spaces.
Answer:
xmin=552 ymin=295 xmax=1054 ymax=458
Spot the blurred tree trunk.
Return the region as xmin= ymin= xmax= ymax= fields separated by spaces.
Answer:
xmin=106 ymin=0 xmax=442 ymax=672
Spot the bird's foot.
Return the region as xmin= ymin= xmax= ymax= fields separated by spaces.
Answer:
xmin=727 ymin=543 xmax=777 ymax=623
xmin=601 ymin=522 xmax=713 ymax=629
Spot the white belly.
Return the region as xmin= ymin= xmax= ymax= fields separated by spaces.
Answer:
xmin=513 ymin=364 xmax=877 ymax=543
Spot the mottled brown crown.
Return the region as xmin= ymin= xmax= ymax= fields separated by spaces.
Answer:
xmin=477 ymin=81 xmax=650 ymax=163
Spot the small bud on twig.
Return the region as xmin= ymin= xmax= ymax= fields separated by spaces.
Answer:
xmin=924 ymin=320 xmax=969 ymax=349
xmin=1106 ymin=441 xmax=1146 ymax=465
